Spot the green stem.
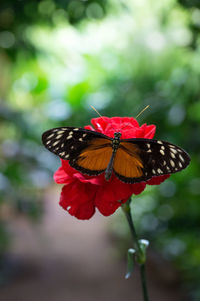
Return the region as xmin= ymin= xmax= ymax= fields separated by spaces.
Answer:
xmin=122 ymin=199 xmax=149 ymax=301
xmin=140 ymin=264 xmax=149 ymax=301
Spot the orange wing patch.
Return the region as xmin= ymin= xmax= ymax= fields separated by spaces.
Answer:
xmin=77 ymin=138 xmax=112 ymax=171
xmin=114 ymin=142 xmax=144 ymax=178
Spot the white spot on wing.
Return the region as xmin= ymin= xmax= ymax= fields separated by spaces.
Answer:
xmin=170 ymin=152 xmax=176 ymax=159
xmin=160 ymin=150 xmax=165 ymax=155
xmin=170 ymin=160 xmax=175 ymax=167
xmin=53 ymin=141 xmax=59 ymax=146
xmin=170 ymin=148 xmax=177 ymax=154
xmin=56 ymin=134 xmax=62 ymax=139
xmin=57 ymin=130 xmax=65 ymax=134
xmin=179 ymin=154 xmax=184 ymax=162
xmin=157 ymin=141 xmax=163 ymax=144
xmin=67 ymin=135 xmax=73 ymax=140
xmin=47 ymin=133 xmax=54 ymax=139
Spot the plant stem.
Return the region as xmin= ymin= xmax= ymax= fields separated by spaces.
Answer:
xmin=140 ymin=264 xmax=149 ymax=301
xmin=122 ymin=200 xmax=149 ymax=301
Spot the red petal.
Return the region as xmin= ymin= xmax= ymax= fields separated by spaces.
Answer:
xmin=95 ymin=175 xmax=146 ymax=216
xmin=124 ymin=117 xmax=140 ymax=127
xmin=60 ymin=159 xmax=102 ymax=185
xmin=109 ymin=117 xmax=139 ymax=128
xmin=143 ymin=124 xmax=156 ymax=139
xmin=61 ymin=159 xmax=76 ymax=177
xmin=130 ymin=182 xmax=146 ymax=194
xmin=59 ymin=182 xmax=96 ymax=220
xmin=54 ymin=166 xmax=73 ymax=184
xmin=96 ymin=199 xmax=124 ymax=216
xmin=73 ymin=172 xmax=103 ymax=185
xmin=84 ymin=125 xmax=94 ymax=131
xmin=147 ymin=175 xmax=170 ymax=185
xmin=91 ymin=117 xmax=110 ymax=132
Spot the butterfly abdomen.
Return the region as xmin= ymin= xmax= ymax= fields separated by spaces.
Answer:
xmin=105 ymin=152 xmax=116 ymax=181
xmin=105 ymin=132 xmax=122 ymax=181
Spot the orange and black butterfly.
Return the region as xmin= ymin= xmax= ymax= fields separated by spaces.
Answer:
xmin=42 ymin=126 xmax=190 ymax=184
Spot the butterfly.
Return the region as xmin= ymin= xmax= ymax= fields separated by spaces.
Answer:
xmin=42 ymin=126 xmax=190 ymax=184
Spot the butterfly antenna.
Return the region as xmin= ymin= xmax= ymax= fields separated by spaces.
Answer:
xmin=120 ymin=105 xmax=150 ymax=131
xmin=90 ymin=105 xmax=103 ymax=118
xmin=135 ymin=105 xmax=150 ymax=119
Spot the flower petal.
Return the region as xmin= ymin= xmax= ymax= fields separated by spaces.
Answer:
xmin=95 ymin=175 xmax=146 ymax=216
xmin=54 ymin=166 xmax=73 ymax=184
xmin=147 ymin=175 xmax=170 ymax=185
xmin=61 ymin=159 xmax=103 ymax=185
xmin=60 ymin=183 xmax=96 ymax=220
xmin=96 ymin=198 xmax=124 ymax=216
xmin=91 ymin=117 xmax=110 ymax=132
xmin=73 ymin=172 xmax=103 ymax=185
xmin=84 ymin=125 xmax=94 ymax=131
xmin=130 ymin=182 xmax=146 ymax=195
xmin=143 ymin=124 xmax=156 ymax=139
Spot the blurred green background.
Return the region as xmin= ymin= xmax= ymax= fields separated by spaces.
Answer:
xmin=0 ymin=0 xmax=200 ymax=300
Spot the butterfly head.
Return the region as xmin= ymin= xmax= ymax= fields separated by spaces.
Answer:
xmin=114 ymin=132 xmax=122 ymax=139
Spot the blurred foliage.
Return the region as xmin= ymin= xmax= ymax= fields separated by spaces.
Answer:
xmin=0 ymin=0 xmax=200 ymax=299
xmin=0 ymin=0 xmax=107 ymax=58
xmin=178 ymin=0 xmax=200 ymax=49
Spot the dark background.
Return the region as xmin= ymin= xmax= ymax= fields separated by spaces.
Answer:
xmin=0 ymin=0 xmax=200 ymax=300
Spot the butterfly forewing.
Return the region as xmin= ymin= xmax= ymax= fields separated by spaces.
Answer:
xmin=42 ymin=127 xmax=112 ymax=176
xmin=114 ymin=138 xmax=190 ymax=183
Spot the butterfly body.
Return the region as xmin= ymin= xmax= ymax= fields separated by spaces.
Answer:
xmin=42 ymin=126 xmax=190 ymax=184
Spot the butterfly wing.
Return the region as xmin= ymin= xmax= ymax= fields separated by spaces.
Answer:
xmin=42 ymin=127 xmax=112 ymax=176
xmin=113 ymin=138 xmax=190 ymax=183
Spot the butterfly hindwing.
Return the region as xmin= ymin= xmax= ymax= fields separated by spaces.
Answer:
xmin=42 ymin=127 xmax=112 ymax=176
xmin=113 ymin=142 xmax=144 ymax=182
xmin=113 ymin=138 xmax=190 ymax=183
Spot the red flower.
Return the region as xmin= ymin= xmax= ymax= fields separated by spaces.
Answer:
xmin=54 ymin=117 xmax=169 ymax=220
